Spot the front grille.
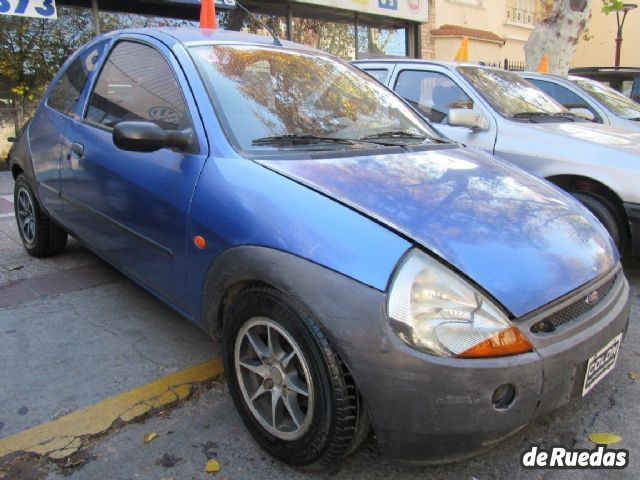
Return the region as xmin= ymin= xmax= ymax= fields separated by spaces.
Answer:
xmin=530 ymin=273 xmax=618 ymax=333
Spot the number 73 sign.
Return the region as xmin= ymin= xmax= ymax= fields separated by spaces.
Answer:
xmin=0 ymin=0 xmax=57 ymax=19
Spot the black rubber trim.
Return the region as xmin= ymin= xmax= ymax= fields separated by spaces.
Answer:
xmin=60 ymin=192 xmax=174 ymax=259
xmin=624 ymin=202 xmax=640 ymax=256
xmin=38 ymin=182 xmax=60 ymax=197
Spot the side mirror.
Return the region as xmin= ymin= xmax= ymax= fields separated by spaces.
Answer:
xmin=7 ymin=137 xmax=16 ymax=143
xmin=113 ymin=121 xmax=194 ymax=153
xmin=448 ymin=109 xmax=488 ymax=130
xmin=569 ymin=107 xmax=595 ymax=122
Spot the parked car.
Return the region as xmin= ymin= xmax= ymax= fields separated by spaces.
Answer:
xmin=520 ymin=72 xmax=640 ymax=131
xmin=10 ymin=29 xmax=630 ymax=467
xmin=569 ymin=66 xmax=640 ymax=103
xmin=354 ymin=59 xmax=640 ymax=256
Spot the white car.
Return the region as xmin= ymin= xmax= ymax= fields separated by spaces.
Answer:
xmin=353 ymin=59 xmax=640 ymax=255
xmin=521 ymin=72 xmax=640 ymax=132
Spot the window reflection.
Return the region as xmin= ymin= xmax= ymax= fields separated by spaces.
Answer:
xmin=458 ymin=67 xmax=566 ymax=117
xmin=291 ymin=17 xmax=356 ymax=60
xmin=575 ymin=79 xmax=640 ymax=120
xmin=190 ymin=45 xmax=436 ymax=151
xmin=357 ymin=25 xmax=407 ymax=58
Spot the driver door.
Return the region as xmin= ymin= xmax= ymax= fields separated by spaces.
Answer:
xmin=389 ymin=66 xmax=497 ymax=152
xmin=60 ymin=38 xmax=208 ymax=313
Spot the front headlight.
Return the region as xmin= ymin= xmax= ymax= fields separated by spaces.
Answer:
xmin=388 ymin=250 xmax=532 ymax=358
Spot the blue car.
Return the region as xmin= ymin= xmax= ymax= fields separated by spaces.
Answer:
xmin=8 ymin=28 xmax=630 ymax=467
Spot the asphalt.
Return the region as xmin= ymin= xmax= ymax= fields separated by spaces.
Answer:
xmin=1 ymin=170 xmax=639 ymax=480
xmin=0 ymin=172 xmax=219 ymax=438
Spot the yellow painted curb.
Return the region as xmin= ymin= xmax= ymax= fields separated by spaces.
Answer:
xmin=0 ymin=358 xmax=224 ymax=460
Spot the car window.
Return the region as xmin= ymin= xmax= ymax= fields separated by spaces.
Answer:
xmin=85 ymin=41 xmax=193 ymax=131
xmin=190 ymin=45 xmax=440 ymax=152
xmin=528 ymin=78 xmax=601 ymax=122
xmin=457 ymin=66 xmax=567 ymax=118
xmin=47 ymin=40 xmax=107 ymax=117
xmin=363 ymin=68 xmax=389 ymax=83
xmin=394 ymin=70 xmax=473 ymax=124
xmin=528 ymin=79 xmax=586 ymax=108
xmin=574 ymin=78 xmax=640 ymax=120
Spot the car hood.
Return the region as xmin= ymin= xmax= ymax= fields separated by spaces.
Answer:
xmin=527 ymin=121 xmax=640 ymax=153
xmin=257 ymin=146 xmax=617 ymax=317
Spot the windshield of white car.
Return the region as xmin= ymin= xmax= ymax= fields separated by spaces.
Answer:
xmin=574 ymin=78 xmax=640 ymax=120
xmin=457 ymin=66 xmax=569 ymax=119
xmin=189 ymin=45 xmax=441 ymax=152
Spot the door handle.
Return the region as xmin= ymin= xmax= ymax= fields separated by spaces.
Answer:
xmin=67 ymin=142 xmax=84 ymax=160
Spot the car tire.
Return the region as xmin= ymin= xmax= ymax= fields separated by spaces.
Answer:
xmin=14 ymin=174 xmax=68 ymax=258
xmin=572 ymin=192 xmax=626 ymax=255
xmin=223 ymin=284 xmax=367 ymax=469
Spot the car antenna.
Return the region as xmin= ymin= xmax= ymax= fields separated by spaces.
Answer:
xmin=234 ymin=1 xmax=283 ymax=47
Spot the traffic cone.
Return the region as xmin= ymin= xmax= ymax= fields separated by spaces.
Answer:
xmin=454 ymin=36 xmax=469 ymax=62
xmin=537 ymin=54 xmax=548 ymax=73
xmin=200 ymin=0 xmax=218 ymax=29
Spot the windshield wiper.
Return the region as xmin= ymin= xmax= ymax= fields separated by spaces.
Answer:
xmin=510 ymin=112 xmax=576 ymax=122
xmin=252 ymin=134 xmax=357 ymax=146
xmin=360 ymin=130 xmax=428 ymax=141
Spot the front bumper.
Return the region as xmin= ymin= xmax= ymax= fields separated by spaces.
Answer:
xmin=625 ymin=202 xmax=640 ymax=256
xmin=341 ymin=267 xmax=630 ymax=464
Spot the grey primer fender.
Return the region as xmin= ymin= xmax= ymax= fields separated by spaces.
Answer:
xmin=200 ymin=245 xmax=390 ymax=348
xmin=198 ymin=245 xmax=394 ymax=423
xmin=8 ymin=130 xmax=36 ymax=187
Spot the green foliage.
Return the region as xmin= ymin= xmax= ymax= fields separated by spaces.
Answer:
xmin=602 ymin=0 xmax=625 ymax=14
xmin=0 ymin=6 xmax=194 ymax=108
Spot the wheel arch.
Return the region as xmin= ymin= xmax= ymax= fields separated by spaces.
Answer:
xmin=199 ymin=246 xmax=390 ymax=395
xmin=11 ymin=162 xmax=24 ymax=179
xmin=200 ymin=246 xmax=377 ymax=340
xmin=546 ymin=174 xmax=629 ymax=230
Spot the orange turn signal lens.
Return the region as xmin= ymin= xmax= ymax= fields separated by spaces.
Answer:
xmin=458 ymin=326 xmax=533 ymax=358
xmin=194 ymin=235 xmax=206 ymax=250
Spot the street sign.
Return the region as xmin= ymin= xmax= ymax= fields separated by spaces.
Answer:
xmin=293 ymin=0 xmax=427 ymax=22
xmin=0 ymin=0 xmax=58 ymax=19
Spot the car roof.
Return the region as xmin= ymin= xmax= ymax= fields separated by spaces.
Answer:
xmin=520 ymin=71 xmax=599 ymax=83
xmin=568 ymin=67 xmax=640 ymax=79
xmin=100 ymin=27 xmax=321 ymax=54
xmin=351 ymin=58 xmax=494 ymax=71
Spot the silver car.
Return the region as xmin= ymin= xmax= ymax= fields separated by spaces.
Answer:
xmin=353 ymin=60 xmax=640 ymax=256
xmin=521 ymin=72 xmax=640 ymax=132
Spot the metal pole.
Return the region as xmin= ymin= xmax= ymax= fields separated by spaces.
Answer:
xmin=286 ymin=3 xmax=292 ymax=41
xmin=92 ymin=0 xmax=101 ymax=36
xmin=615 ymin=9 xmax=629 ymax=67
xmin=354 ymin=12 xmax=359 ymax=60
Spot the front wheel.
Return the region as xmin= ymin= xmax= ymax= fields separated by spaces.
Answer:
xmin=572 ymin=192 xmax=627 ymax=255
xmin=223 ymin=285 xmax=367 ymax=469
xmin=14 ymin=174 xmax=68 ymax=258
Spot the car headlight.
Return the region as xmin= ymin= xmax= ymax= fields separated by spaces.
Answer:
xmin=388 ymin=249 xmax=532 ymax=358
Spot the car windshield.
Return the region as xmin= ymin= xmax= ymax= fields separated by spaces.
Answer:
xmin=457 ymin=66 xmax=568 ymax=118
xmin=189 ymin=45 xmax=440 ymax=151
xmin=574 ymin=78 xmax=640 ymax=120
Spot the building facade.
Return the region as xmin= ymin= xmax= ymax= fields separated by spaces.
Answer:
xmin=421 ymin=0 xmax=540 ymax=65
xmin=572 ymin=0 xmax=640 ymax=68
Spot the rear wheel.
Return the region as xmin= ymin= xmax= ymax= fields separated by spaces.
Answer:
xmin=14 ymin=174 xmax=68 ymax=258
xmin=223 ymin=285 xmax=368 ymax=469
xmin=572 ymin=191 xmax=627 ymax=255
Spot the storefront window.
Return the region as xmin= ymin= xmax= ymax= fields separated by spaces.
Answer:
xmin=357 ymin=25 xmax=407 ymax=58
xmin=291 ymin=18 xmax=356 ymax=60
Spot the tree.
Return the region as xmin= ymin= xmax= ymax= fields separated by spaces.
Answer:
xmin=0 ymin=7 xmax=193 ymax=134
xmin=0 ymin=8 xmax=96 ymax=131
xmin=524 ymin=0 xmax=592 ymax=75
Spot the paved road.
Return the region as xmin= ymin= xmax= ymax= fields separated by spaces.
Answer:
xmin=1 ymin=171 xmax=639 ymax=479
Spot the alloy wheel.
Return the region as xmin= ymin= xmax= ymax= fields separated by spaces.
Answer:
xmin=234 ymin=317 xmax=314 ymax=441
xmin=16 ymin=187 xmax=36 ymax=245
